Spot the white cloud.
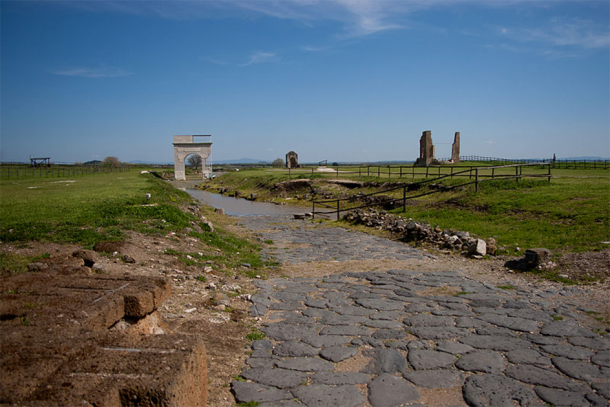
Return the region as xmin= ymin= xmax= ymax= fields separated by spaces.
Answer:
xmin=499 ymin=17 xmax=610 ymax=50
xmin=50 ymin=66 xmax=131 ymax=78
xmin=239 ymin=51 xmax=278 ymax=66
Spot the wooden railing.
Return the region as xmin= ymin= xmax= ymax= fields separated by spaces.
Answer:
xmin=312 ymin=163 xmax=552 ymax=220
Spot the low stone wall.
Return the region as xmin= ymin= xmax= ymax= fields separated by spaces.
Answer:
xmin=343 ymin=208 xmax=497 ymax=257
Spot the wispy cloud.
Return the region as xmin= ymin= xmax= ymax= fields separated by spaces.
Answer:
xmin=239 ymin=51 xmax=279 ymax=67
xmin=40 ymin=0 xmax=610 ymax=46
xmin=497 ymin=17 xmax=610 ymax=56
xmin=50 ymin=65 xmax=131 ymax=78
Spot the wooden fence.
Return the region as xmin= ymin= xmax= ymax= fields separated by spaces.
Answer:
xmin=312 ymin=163 xmax=552 ymax=220
xmin=0 ymin=165 xmax=131 ymax=180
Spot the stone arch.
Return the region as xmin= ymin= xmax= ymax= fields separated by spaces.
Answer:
xmin=173 ymin=135 xmax=212 ymax=180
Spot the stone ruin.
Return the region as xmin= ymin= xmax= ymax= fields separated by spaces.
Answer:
xmin=286 ymin=151 xmax=299 ymax=169
xmin=414 ymin=130 xmax=461 ymax=166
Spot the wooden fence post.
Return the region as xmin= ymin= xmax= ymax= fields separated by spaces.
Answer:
xmin=403 ymin=186 xmax=406 ymax=213
xmin=547 ymin=163 xmax=552 ymax=182
xmin=336 ymin=200 xmax=340 ymax=221
xmin=475 ymin=168 xmax=479 ymax=192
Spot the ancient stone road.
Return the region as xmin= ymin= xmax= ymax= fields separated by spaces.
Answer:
xmin=232 ymin=215 xmax=609 ymax=407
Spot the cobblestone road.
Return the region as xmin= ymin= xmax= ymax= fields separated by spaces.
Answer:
xmin=233 ymin=215 xmax=609 ymax=407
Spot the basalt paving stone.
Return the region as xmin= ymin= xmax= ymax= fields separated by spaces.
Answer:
xmin=504 ymin=364 xmax=589 ymax=392
xmin=534 ymin=386 xmax=590 ymax=407
xmin=455 ymin=350 xmax=506 ymax=374
xmin=231 ymin=381 xmax=294 ymax=404
xmin=403 ymin=369 xmax=465 ymax=389
xmin=368 ymin=373 xmax=421 ymax=407
xmin=319 ymin=346 xmax=358 ymax=362
xmin=541 ymin=344 xmax=593 ymax=360
xmin=241 ymin=367 xmax=310 ymax=389
xmin=292 ymin=384 xmax=366 ymax=407
xmin=275 ymin=357 xmax=335 ymax=372
xmin=238 ymin=217 xmax=607 ymax=407
xmin=408 ymin=350 xmax=457 ymax=370
xmin=505 ymin=349 xmax=552 ymax=367
xmin=551 ymin=357 xmax=607 ymax=382
xmin=311 ymin=372 xmax=371 ymax=385
xmin=273 ymin=341 xmax=320 ymax=357
xmin=462 ymin=374 xmax=536 ymax=407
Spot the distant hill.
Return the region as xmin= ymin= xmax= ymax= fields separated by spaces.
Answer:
xmin=214 ymin=158 xmax=268 ymax=164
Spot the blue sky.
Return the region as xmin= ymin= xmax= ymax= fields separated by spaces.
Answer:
xmin=1 ymin=0 xmax=609 ymax=163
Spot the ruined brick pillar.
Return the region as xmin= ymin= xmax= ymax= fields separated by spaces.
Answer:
xmin=415 ymin=130 xmax=435 ymax=167
xmin=451 ymin=132 xmax=461 ymax=163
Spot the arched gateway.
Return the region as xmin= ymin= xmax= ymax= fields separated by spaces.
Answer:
xmin=173 ymin=135 xmax=213 ymax=180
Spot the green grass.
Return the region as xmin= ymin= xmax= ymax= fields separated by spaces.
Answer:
xmin=0 ymin=169 xmax=269 ymax=276
xmin=245 ymin=327 xmax=266 ymax=341
xmin=207 ymin=166 xmax=609 ymax=254
xmin=0 ymin=170 xmax=198 ymax=247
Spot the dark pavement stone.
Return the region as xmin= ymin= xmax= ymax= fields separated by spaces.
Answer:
xmin=534 ymin=386 xmax=589 ymax=407
xmin=363 ymin=319 xmax=405 ymax=329
xmin=592 ymin=350 xmax=610 ymax=368
xmin=567 ymin=336 xmax=610 ymax=351
xmin=476 ymin=313 xmax=542 ymax=333
xmin=404 ymin=314 xmax=455 ymax=327
xmin=252 ymin=339 xmax=274 ymax=351
xmin=263 ymin=324 xmax=319 ymax=341
xmin=311 ymin=372 xmax=371 ymax=385
xmin=505 ymin=349 xmax=552 ymax=367
xmin=552 ymin=357 xmax=607 ymax=382
xmin=318 ymin=314 xmax=368 ymax=326
xmin=368 ymin=348 xmax=409 ymax=374
xmin=540 ymin=321 xmax=597 ymax=338
xmin=460 ymin=335 xmax=532 ymax=351
xmin=435 ymin=341 xmax=476 ymax=355
xmin=372 ymin=328 xmax=406 ymax=340
xmin=410 ymin=327 xmax=470 ymax=340
xmin=333 ymin=306 xmax=376 ymax=316
xmin=292 ymin=384 xmax=365 ymax=407
xmin=504 ymin=364 xmax=587 ymax=392
xmin=319 ymin=346 xmax=358 ymax=362
xmin=462 ymin=374 xmax=536 ymax=407
xmin=241 ymin=367 xmax=309 ymax=389
xmin=231 ymin=381 xmax=294 ymax=403
xmin=319 ymin=325 xmax=371 ymax=336
xmin=368 ymin=373 xmax=421 ymax=407
xmin=275 ymin=357 xmax=334 ymax=372
xmin=541 ymin=344 xmax=593 ymax=360
xmin=455 ymin=350 xmax=506 ymax=374
xmin=273 ymin=341 xmax=319 ymax=357
xmin=404 ymin=370 xmax=465 ymax=389
xmin=355 ymin=298 xmax=405 ymax=311
xmin=299 ymin=334 xmax=351 ymax=348
xmin=408 ymin=350 xmax=457 ymax=370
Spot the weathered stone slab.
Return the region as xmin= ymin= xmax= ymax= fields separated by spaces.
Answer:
xmin=540 ymin=321 xmax=597 ymax=338
xmin=319 ymin=346 xmax=358 ymax=362
xmin=262 ymin=324 xmax=319 ymax=341
xmin=541 ymin=344 xmax=593 ymax=360
xmin=372 ymin=328 xmax=406 ymax=340
xmin=275 ymin=357 xmax=334 ymax=372
xmin=460 ymin=335 xmax=532 ymax=351
xmin=436 ymin=341 xmax=475 ymax=355
xmin=552 ymin=357 xmax=606 ymax=382
xmin=404 ymin=314 xmax=455 ymax=327
xmin=591 ymin=350 xmax=610 ymax=368
xmin=367 ymin=349 xmax=409 ymax=374
xmin=273 ymin=341 xmax=319 ymax=357
xmin=505 ymin=350 xmax=552 ymax=367
xmin=408 ymin=350 xmax=456 ymax=370
xmin=241 ymin=368 xmax=308 ymax=388
xmin=534 ymin=386 xmax=589 ymax=407
xmin=567 ymin=336 xmax=610 ymax=350
xmin=231 ymin=381 xmax=293 ymax=403
xmin=300 ymin=334 xmax=352 ymax=348
xmin=292 ymin=385 xmax=365 ymax=407
xmin=504 ymin=365 xmax=586 ymax=391
xmin=312 ymin=372 xmax=371 ymax=385
xmin=462 ymin=374 xmax=535 ymax=407
xmin=368 ymin=373 xmax=420 ymax=407
xmin=410 ymin=327 xmax=470 ymax=340
xmin=403 ymin=370 xmax=464 ymax=389
xmin=319 ymin=325 xmax=371 ymax=336
xmin=476 ymin=314 xmax=541 ymax=333
xmin=455 ymin=350 xmax=506 ymax=374
xmin=355 ymin=299 xmax=405 ymax=311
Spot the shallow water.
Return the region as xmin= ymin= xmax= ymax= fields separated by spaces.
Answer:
xmin=185 ymin=189 xmax=310 ymax=216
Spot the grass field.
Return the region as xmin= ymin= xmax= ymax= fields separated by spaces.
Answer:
xmin=0 ymin=169 xmax=265 ymax=274
xmin=204 ymin=165 xmax=610 ymax=254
